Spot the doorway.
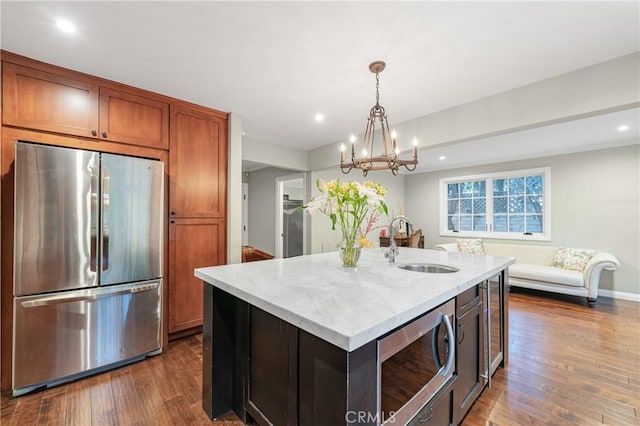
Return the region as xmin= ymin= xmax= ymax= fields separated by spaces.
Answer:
xmin=275 ymin=173 xmax=306 ymax=258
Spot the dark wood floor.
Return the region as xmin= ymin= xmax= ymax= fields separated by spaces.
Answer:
xmin=1 ymin=289 xmax=638 ymax=425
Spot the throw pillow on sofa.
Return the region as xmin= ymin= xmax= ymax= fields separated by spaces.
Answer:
xmin=551 ymin=248 xmax=598 ymax=273
xmin=457 ymin=238 xmax=485 ymax=254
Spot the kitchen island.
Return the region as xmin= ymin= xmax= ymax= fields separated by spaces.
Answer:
xmin=195 ymin=248 xmax=514 ymax=425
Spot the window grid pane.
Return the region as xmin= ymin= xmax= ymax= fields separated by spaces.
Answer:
xmin=491 ymin=173 xmax=544 ymax=235
xmin=447 ymin=179 xmax=487 ymax=232
xmin=445 ymin=172 xmax=545 ymax=237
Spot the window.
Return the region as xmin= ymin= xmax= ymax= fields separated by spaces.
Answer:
xmin=440 ymin=167 xmax=551 ymax=241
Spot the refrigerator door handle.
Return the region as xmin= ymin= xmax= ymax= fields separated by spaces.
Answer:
xmin=102 ymin=167 xmax=110 ymax=271
xmin=20 ymin=282 xmax=159 ymax=308
xmin=90 ymin=166 xmax=99 ymax=272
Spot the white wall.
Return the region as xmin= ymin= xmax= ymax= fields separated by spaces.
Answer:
xmin=243 ymin=135 xmax=309 ymax=171
xmin=284 ymin=186 xmax=304 ymax=201
xmin=308 ymin=168 xmax=406 ymax=254
xmin=247 ymin=167 xmax=304 ymax=255
xmin=227 ymin=113 xmax=243 ymax=264
xmin=404 ymin=144 xmax=640 ymax=296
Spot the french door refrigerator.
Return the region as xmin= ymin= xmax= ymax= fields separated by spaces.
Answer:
xmin=13 ymin=141 xmax=164 ymax=396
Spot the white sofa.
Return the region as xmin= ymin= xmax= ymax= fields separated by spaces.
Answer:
xmin=434 ymin=242 xmax=620 ymax=306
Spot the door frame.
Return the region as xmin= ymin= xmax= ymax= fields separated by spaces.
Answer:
xmin=275 ymin=173 xmax=307 ymax=259
xmin=242 ymin=183 xmax=249 ymax=246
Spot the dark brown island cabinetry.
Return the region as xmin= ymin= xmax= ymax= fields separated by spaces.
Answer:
xmin=454 ymin=273 xmax=507 ymax=424
xmin=168 ymin=104 xmax=227 ymax=335
xmin=454 ymin=285 xmax=484 ymax=423
xmin=2 ymin=61 xmax=169 ymax=149
xmin=202 ymin=269 xmax=509 ymax=426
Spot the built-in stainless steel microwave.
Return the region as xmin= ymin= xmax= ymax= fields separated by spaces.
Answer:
xmin=378 ymin=299 xmax=455 ymax=425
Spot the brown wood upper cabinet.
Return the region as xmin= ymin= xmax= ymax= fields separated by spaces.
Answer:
xmin=99 ymin=87 xmax=169 ymax=149
xmin=2 ymin=62 xmax=99 ymax=138
xmin=2 ymin=62 xmax=169 ymax=149
xmin=169 ymin=105 xmax=227 ymax=218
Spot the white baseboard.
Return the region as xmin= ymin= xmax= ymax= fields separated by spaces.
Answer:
xmin=598 ymin=289 xmax=640 ymax=302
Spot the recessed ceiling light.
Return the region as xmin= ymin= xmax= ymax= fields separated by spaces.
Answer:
xmin=315 ymin=113 xmax=324 ymax=122
xmin=618 ymin=125 xmax=630 ymax=132
xmin=56 ymin=19 xmax=76 ymax=34
xmin=439 ymin=155 xmax=446 ymax=160
xmin=242 ymin=131 xmax=246 ymax=136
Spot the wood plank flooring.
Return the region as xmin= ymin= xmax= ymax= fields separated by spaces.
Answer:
xmin=464 ymin=289 xmax=640 ymax=426
xmin=1 ymin=289 xmax=638 ymax=425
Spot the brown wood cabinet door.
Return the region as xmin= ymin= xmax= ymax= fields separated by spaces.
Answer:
xmin=2 ymin=62 xmax=99 ymax=137
xmin=169 ymin=218 xmax=226 ymax=333
xmin=454 ymin=302 xmax=483 ymax=423
xmin=99 ymin=87 xmax=169 ymax=149
xmin=169 ymin=105 xmax=227 ymax=217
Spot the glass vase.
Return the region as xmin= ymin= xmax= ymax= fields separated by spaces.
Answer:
xmin=339 ymin=243 xmax=361 ymax=267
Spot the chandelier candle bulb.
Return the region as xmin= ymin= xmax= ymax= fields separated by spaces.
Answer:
xmin=340 ymin=144 xmax=345 ymax=162
xmin=350 ymin=134 xmax=356 ymax=157
xmin=413 ymin=138 xmax=418 ymax=158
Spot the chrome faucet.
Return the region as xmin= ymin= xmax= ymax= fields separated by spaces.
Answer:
xmin=385 ymin=215 xmax=413 ymax=264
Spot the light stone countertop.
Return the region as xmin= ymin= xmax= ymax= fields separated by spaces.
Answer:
xmin=195 ymin=248 xmax=515 ymax=352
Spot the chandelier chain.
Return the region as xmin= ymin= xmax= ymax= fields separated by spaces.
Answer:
xmin=375 ymin=72 xmax=380 ymax=106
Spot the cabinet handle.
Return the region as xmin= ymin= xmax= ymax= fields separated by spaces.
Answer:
xmin=170 ymin=220 xmax=175 ymax=224
xmin=170 ymin=211 xmax=176 ymax=215
xmin=91 ymin=130 xmax=97 ymax=137
xmin=102 ymin=131 xmax=108 ymax=138
xmin=458 ymin=322 xmax=465 ymax=344
xmin=419 ymin=407 xmax=434 ymax=423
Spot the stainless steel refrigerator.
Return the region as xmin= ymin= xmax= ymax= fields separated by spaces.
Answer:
xmin=12 ymin=141 xmax=164 ymax=396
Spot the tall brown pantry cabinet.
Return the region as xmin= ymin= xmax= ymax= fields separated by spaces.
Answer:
xmin=168 ymin=105 xmax=227 ymax=334
xmin=0 ymin=51 xmax=228 ymax=390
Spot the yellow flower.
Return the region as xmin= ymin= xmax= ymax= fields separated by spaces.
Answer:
xmin=327 ymin=180 xmax=338 ymax=191
xmin=359 ymin=237 xmax=374 ymax=248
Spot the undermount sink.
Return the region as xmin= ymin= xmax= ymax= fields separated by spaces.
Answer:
xmin=397 ymin=263 xmax=460 ymax=273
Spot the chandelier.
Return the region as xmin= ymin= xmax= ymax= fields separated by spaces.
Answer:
xmin=340 ymin=61 xmax=418 ymax=176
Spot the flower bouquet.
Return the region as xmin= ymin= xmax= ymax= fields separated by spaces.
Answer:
xmin=302 ymin=179 xmax=388 ymax=266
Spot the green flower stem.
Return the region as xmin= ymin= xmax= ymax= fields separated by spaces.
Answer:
xmin=340 ymin=244 xmax=359 ymax=267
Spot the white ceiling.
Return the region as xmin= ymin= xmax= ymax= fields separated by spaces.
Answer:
xmin=1 ymin=1 xmax=639 ymax=157
xmin=412 ymin=107 xmax=640 ymax=173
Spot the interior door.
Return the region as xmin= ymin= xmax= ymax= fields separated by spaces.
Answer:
xmin=100 ymin=153 xmax=163 ymax=285
xmin=14 ymin=142 xmax=99 ymax=296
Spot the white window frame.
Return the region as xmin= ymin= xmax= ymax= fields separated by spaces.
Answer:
xmin=439 ymin=167 xmax=551 ymax=241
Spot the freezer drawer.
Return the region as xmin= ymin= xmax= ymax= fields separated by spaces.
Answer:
xmin=13 ymin=280 xmax=162 ymax=392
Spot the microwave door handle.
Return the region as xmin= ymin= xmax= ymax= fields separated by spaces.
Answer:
xmin=431 ymin=323 xmax=443 ymax=370
xmin=441 ymin=313 xmax=455 ymax=378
